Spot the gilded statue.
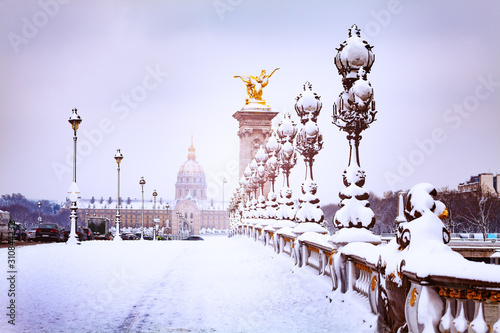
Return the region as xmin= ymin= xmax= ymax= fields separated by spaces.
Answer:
xmin=234 ymin=68 xmax=279 ymax=105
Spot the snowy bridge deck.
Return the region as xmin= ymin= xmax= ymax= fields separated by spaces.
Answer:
xmin=0 ymin=236 xmax=376 ymax=332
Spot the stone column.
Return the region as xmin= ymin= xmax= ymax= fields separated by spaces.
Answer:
xmin=233 ymin=105 xmax=278 ymax=196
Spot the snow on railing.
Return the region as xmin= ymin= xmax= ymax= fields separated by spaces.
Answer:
xmin=231 ymin=184 xmax=500 ymax=333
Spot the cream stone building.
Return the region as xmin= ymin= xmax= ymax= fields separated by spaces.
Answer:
xmin=458 ymin=173 xmax=500 ymax=196
xmin=72 ymin=141 xmax=229 ymax=235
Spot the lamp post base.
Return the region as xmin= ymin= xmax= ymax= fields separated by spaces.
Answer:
xmin=66 ymin=205 xmax=80 ymax=245
xmin=66 ymin=234 xmax=80 ymax=245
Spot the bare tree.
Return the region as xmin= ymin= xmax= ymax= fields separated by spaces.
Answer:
xmin=438 ymin=186 xmax=462 ymax=234
xmin=457 ymin=185 xmax=500 ymax=240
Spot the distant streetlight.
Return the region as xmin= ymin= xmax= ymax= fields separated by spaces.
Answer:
xmin=139 ymin=176 xmax=146 ymax=241
xmin=153 ymin=189 xmax=158 ymax=241
xmin=114 ymin=149 xmax=123 ymax=242
xmin=176 ymin=210 xmax=183 ymax=236
xmin=165 ymin=203 xmax=170 ymax=239
xmin=222 ymin=177 xmax=228 ymax=211
xmin=37 ymin=201 xmax=42 ymax=225
xmin=67 ymin=108 xmax=82 ymax=245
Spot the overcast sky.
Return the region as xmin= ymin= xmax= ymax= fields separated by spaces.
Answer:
xmin=1 ymin=0 xmax=499 ymax=205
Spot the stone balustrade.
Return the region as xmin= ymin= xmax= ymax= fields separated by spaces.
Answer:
xmin=232 ymin=220 xmax=500 ymax=332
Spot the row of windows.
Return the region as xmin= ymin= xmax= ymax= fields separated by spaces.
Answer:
xmin=177 ymin=189 xmax=205 ymax=198
xmin=82 ymin=217 xmax=228 ymax=229
xmin=178 ymin=177 xmax=206 ymax=183
xmin=82 ymin=211 xmax=226 ymax=219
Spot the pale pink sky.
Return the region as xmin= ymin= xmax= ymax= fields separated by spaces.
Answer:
xmin=1 ymin=0 xmax=499 ymax=204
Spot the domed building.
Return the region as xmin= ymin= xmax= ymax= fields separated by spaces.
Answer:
xmin=72 ymin=138 xmax=229 ymax=237
xmin=175 ymin=138 xmax=207 ymax=200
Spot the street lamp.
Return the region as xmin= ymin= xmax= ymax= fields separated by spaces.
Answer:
xmin=176 ymin=211 xmax=181 ymax=237
xmin=294 ymin=81 xmax=326 ymax=226
xmin=139 ymin=176 xmax=146 ymax=241
xmin=67 ymin=108 xmax=82 ymax=245
xmin=114 ymin=149 xmax=123 ymax=242
xmin=222 ymin=177 xmax=228 ymax=211
xmin=331 ymin=25 xmax=377 ymax=231
xmin=152 ymin=189 xmax=158 ymax=241
xmin=37 ymin=201 xmax=42 ymax=225
xmin=165 ymin=203 xmax=170 ymax=239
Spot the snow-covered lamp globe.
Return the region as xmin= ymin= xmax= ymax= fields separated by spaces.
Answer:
xmin=254 ymin=146 xmax=268 ymax=220
xmin=264 ymin=131 xmax=281 ymax=223
xmin=293 ymin=82 xmax=328 ymax=236
xmin=276 ymin=113 xmax=298 ymax=188
xmin=330 ymin=25 xmax=380 ymax=246
xmin=265 ymin=131 xmax=281 ymax=194
xmin=334 ymin=24 xmax=375 ymax=83
xmin=248 ymin=159 xmax=260 ymax=222
xmin=274 ymin=113 xmax=298 ymax=231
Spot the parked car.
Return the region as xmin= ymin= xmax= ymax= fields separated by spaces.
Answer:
xmin=77 ymin=226 xmax=88 ymax=241
xmin=121 ymin=233 xmax=137 ymax=240
xmin=14 ymin=223 xmax=28 ymax=241
xmin=185 ymin=235 xmax=204 ymax=241
xmin=27 ymin=227 xmax=37 ymax=241
xmin=93 ymin=232 xmax=111 ymax=240
xmin=63 ymin=226 xmax=88 ymax=242
xmin=0 ymin=210 xmax=10 ymax=244
xmin=82 ymin=227 xmax=94 ymax=240
xmin=35 ymin=223 xmax=64 ymax=242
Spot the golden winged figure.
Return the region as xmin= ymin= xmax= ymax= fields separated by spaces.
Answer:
xmin=234 ymin=68 xmax=279 ymax=105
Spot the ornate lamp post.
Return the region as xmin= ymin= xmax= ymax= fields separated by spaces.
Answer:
xmin=331 ymin=25 xmax=378 ymax=242
xmin=264 ymin=132 xmax=281 ymax=221
xmin=275 ymin=113 xmax=298 ymax=221
xmin=276 ymin=113 xmax=298 ymax=188
xmin=294 ymin=82 xmax=326 ymax=228
xmin=176 ymin=211 xmax=181 ymax=236
xmin=67 ymin=108 xmax=82 ymax=245
xmin=265 ymin=131 xmax=281 ymax=194
xmin=139 ymin=176 xmax=146 ymax=240
xmin=165 ymin=203 xmax=170 ymax=238
xmin=114 ymin=149 xmax=123 ymax=242
xmin=254 ymin=146 xmax=268 ymax=218
xmin=248 ymin=159 xmax=259 ymax=220
xmin=37 ymin=201 xmax=42 ymax=225
xmin=152 ymin=189 xmax=158 ymax=241
xmin=222 ymin=177 xmax=227 ymax=211
xmin=242 ymin=166 xmax=253 ymax=220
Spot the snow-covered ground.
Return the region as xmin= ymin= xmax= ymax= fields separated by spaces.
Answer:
xmin=1 ymin=235 xmax=377 ymax=332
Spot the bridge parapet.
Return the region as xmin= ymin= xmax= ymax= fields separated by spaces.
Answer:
xmin=231 ymin=185 xmax=500 ymax=333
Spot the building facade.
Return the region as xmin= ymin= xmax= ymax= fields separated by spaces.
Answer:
xmin=458 ymin=173 xmax=500 ymax=196
xmin=71 ymin=141 xmax=229 ymax=235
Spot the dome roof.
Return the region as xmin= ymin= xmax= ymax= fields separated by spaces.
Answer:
xmin=178 ymin=138 xmax=205 ymax=176
xmin=178 ymin=159 xmax=204 ymax=176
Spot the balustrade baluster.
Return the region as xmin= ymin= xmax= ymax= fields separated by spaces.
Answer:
xmin=363 ymin=271 xmax=369 ymax=296
xmin=357 ymin=268 xmax=364 ymax=295
xmin=301 ymin=243 xmax=308 ymax=268
xmin=468 ymin=300 xmax=489 ymax=333
xmin=320 ymin=251 xmax=326 ymax=275
xmin=492 ymin=304 xmax=500 ymax=333
xmin=349 ymin=261 xmax=356 ymax=293
xmin=452 ymin=299 xmax=469 ymax=333
xmin=439 ymin=297 xmax=455 ymax=333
